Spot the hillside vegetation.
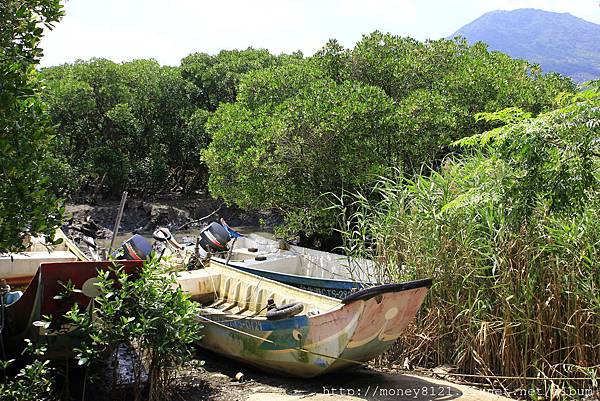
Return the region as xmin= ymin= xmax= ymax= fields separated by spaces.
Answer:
xmin=453 ymin=8 xmax=600 ymax=82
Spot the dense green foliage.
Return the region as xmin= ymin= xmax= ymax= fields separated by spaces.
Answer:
xmin=337 ymin=85 xmax=600 ymax=392
xmin=0 ymin=341 xmax=54 ymax=401
xmin=455 ymin=85 xmax=600 ymax=219
xmin=180 ymin=48 xmax=301 ymax=111
xmin=42 ymin=59 xmax=196 ymax=195
xmin=40 ymin=34 xmax=575 ymax=237
xmin=65 ymin=259 xmax=203 ymax=401
xmin=3 ymin=2 xmax=597 ymax=394
xmin=453 ymin=8 xmax=600 ymax=83
xmin=204 ymin=33 xmax=574 ymax=234
xmin=40 ymin=49 xmax=300 ymax=197
xmin=0 ymin=0 xmax=65 ymax=252
xmin=42 ymin=35 xmax=574 ymax=219
xmin=205 ymin=77 xmax=399 ymax=233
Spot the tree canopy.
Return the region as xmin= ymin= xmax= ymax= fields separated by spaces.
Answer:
xmin=0 ymin=0 xmax=64 ymax=252
xmin=41 ymin=49 xmax=302 ymax=197
xmin=42 ymin=59 xmax=195 ymax=195
xmin=38 ymin=32 xmax=577 ymax=236
xmin=203 ymin=33 xmax=575 ymax=234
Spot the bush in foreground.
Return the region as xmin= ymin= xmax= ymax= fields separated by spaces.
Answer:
xmin=65 ymin=258 xmax=203 ymax=401
xmin=0 ymin=341 xmax=54 ymax=401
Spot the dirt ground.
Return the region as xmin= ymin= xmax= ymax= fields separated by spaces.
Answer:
xmin=174 ymin=350 xmax=513 ymax=401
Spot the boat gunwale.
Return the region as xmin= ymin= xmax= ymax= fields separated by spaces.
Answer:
xmin=341 ymin=278 xmax=433 ymax=303
xmin=212 ymin=257 xmax=433 ymax=301
xmin=205 ymin=259 xmax=341 ymax=304
xmin=212 ymin=235 xmax=429 ymax=292
xmin=218 ymin=259 xmax=363 ymax=289
xmin=190 ymin=262 xmax=431 ymax=328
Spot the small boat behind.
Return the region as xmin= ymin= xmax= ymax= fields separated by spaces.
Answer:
xmin=0 ymin=229 xmax=88 ymax=287
xmin=199 ymin=226 xmax=385 ymax=298
xmin=177 ymin=260 xmax=431 ymax=378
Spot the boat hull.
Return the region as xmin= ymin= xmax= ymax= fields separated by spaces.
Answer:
xmin=1 ymin=261 xmax=142 ymax=359
xmin=210 ymin=234 xmax=382 ymax=299
xmin=184 ymin=262 xmax=431 ymax=378
xmin=225 ymin=261 xmax=363 ymax=299
xmin=0 ymin=229 xmax=87 ymax=286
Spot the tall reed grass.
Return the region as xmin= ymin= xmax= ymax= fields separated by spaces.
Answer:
xmin=335 ymin=89 xmax=599 ymax=397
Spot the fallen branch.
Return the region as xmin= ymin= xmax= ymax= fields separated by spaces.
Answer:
xmin=177 ymin=203 xmax=224 ymax=230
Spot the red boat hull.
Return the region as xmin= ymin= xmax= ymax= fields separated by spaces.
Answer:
xmin=1 ymin=261 xmax=142 ymax=359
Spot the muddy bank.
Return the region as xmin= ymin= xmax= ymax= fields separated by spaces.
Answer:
xmin=63 ymin=196 xmax=281 ymax=241
xmin=174 ymin=350 xmax=515 ymax=401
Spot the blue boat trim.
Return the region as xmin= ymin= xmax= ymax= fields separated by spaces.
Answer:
xmin=227 ymin=261 xmax=367 ymax=289
xmin=217 ymin=259 xmax=431 ymax=301
xmin=214 ymin=314 xmax=309 ymax=331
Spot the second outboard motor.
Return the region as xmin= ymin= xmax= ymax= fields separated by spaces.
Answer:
xmin=112 ymin=234 xmax=153 ymax=260
xmin=199 ymin=222 xmax=230 ymax=253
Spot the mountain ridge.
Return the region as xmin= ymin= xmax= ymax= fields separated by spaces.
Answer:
xmin=451 ymin=8 xmax=600 ymax=82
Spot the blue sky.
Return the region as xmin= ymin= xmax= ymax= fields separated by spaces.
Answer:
xmin=40 ymin=0 xmax=600 ymax=67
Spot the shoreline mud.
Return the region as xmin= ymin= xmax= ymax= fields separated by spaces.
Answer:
xmin=63 ymin=196 xmax=280 ymax=241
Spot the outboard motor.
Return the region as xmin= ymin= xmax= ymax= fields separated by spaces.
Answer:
xmin=112 ymin=234 xmax=153 ymax=260
xmin=199 ymin=222 xmax=230 ymax=253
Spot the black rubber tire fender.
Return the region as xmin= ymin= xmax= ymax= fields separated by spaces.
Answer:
xmin=266 ymin=302 xmax=304 ymax=320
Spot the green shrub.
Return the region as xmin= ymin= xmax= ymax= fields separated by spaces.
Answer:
xmin=65 ymin=258 xmax=203 ymax=401
xmin=41 ymin=59 xmax=194 ymax=197
xmin=0 ymin=0 xmax=65 ymax=252
xmin=203 ymin=35 xmax=574 ymax=236
xmin=0 ymin=340 xmax=55 ymax=401
xmin=205 ymin=76 xmax=399 ymax=235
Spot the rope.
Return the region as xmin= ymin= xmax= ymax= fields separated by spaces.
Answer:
xmin=196 ymin=314 xmax=365 ymax=366
xmin=196 ymin=305 xmax=597 ymax=384
xmin=193 ymin=239 xmax=371 ymax=367
xmin=197 ymin=314 xmax=599 ymax=383
xmin=197 ymin=240 xmax=597 ymax=383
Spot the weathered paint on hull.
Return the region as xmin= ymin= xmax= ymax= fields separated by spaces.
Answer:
xmin=211 ymin=234 xmax=378 ymax=299
xmin=196 ymin=286 xmax=429 ymax=378
xmin=0 ymin=229 xmax=87 ymax=286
